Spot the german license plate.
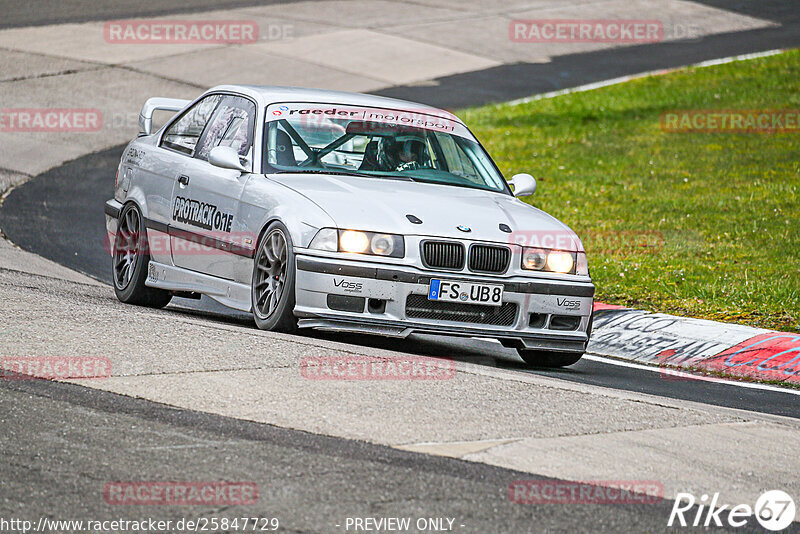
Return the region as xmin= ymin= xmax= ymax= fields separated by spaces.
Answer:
xmin=428 ymin=279 xmax=504 ymax=307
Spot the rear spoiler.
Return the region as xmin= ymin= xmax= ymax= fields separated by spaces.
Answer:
xmin=138 ymin=97 xmax=190 ymax=136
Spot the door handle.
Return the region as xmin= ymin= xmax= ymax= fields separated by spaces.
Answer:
xmin=178 ymin=174 xmax=190 ymax=186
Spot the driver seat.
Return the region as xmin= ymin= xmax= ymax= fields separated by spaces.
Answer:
xmin=274 ymin=129 xmax=297 ymax=167
xmin=359 ymin=140 xmax=379 ymax=171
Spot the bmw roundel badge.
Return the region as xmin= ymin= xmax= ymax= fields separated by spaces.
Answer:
xmin=457 ymin=225 xmax=471 ymax=232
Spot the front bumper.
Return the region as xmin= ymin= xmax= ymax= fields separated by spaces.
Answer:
xmin=294 ymin=254 xmax=594 ymax=353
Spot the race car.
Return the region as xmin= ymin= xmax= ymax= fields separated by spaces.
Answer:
xmin=105 ymin=85 xmax=594 ymax=367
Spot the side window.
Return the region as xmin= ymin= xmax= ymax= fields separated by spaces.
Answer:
xmin=160 ymin=95 xmax=221 ymax=155
xmin=195 ymin=96 xmax=256 ymax=163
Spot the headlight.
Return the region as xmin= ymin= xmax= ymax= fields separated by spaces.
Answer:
xmin=340 ymin=230 xmax=370 ymax=253
xmin=522 ymin=248 xmax=548 ymax=270
xmin=546 ymin=251 xmax=574 ymax=274
xmin=370 ymin=233 xmax=396 ymax=256
xmin=521 ymin=247 xmax=579 ymax=274
xmin=309 ymin=228 xmax=404 ymax=258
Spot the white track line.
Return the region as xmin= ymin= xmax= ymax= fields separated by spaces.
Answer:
xmin=508 ymin=49 xmax=786 ymax=105
xmin=481 ymin=338 xmax=799 ymax=395
xmin=583 ymin=354 xmax=800 ymax=396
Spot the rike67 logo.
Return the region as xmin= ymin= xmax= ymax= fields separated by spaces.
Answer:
xmin=669 ymin=490 xmax=796 ymax=531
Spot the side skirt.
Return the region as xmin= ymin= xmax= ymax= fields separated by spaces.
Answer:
xmin=144 ymin=261 xmax=252 ymax=312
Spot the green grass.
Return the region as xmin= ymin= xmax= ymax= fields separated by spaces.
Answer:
xmin=461 ymin=49 xmax=800 ymax=332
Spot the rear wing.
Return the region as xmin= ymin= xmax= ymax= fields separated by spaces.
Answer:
xmin=138 ymin=97 xmax=190 ymax=136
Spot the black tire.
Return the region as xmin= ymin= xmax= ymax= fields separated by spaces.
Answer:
xmin=517 ymin=350 xmax=583 ymax=368
xmin=517 ymin=313 xmax=593 ymax=368
xmin=251 ymin=221 xmax=298 ymax=333
xmin=112 ymin=203 xmax=172 ymax=308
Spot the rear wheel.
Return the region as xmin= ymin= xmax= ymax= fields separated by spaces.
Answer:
xmin=251 ymin=221 xmax=298 ymax=333
xmin=517 ymin=350 xmax=583 ymax=368
xmin=112 ymin=203 xmax=172 ymax=308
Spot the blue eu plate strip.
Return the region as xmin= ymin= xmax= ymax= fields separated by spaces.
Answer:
xmin=428 ymin=279 xmax=441 ymax=300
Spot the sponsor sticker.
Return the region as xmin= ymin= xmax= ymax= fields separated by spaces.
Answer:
xmin=172 ymin=196 xmax=234 ymax=232
xmin=266 ymin=103 xmax=471 ymax=139
xmin=333 ymin=278 xmax=364 ymax=294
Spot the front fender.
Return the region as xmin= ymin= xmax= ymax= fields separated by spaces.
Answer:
xmin=240 ymin=175 xmax=336 ymax=250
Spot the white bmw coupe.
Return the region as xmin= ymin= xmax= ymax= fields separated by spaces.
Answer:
xmin=105 ymin=86 xmax=594 ymax=367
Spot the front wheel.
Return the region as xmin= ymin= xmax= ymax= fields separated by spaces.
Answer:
xmin=517 ymin=350 xmax=583 ymax=368
xmin=251 ymin=221 xmax=298 ymax=333
xmin=112 ymin=203 xmax=172 ymax=308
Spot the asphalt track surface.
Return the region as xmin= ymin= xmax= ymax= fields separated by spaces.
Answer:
xmin=2 ymin=145 xmax=798 ymax=420
xmin=376 ymin=0 xmax=800 ymax=108
xmin=1 ymin=0 xmax=799 ymax=106
xmin=2 ymin=3 xmax=800 ymax=531
xmin=0 ymin=0 xmax=304 ymax=30
xmin=4 ymin=376 xmax=763 ymax=534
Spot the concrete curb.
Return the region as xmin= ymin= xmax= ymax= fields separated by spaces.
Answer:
xmin=589 ymin=303 xmax=800 ymax=385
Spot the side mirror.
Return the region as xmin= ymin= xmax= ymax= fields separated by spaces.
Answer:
xmin=208 ymin=146 xmax=248 ymax=173
xmin=509 ymin=173 xmax=537 ymax=197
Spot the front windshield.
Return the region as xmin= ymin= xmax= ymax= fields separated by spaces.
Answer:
xmin=262 ymin=103 xmax=508 ymax=193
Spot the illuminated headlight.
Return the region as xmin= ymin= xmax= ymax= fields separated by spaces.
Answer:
xmin=546 ymin=251 xmax=574 ymax=274
xmin=340 ymin=230 xmax=370 ymax=253
xmin=521 ymin=247 xmax=580 ymax=274
xmin=309 ymin=228 xmax=404 ymax=258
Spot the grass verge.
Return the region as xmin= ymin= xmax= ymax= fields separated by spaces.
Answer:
xmin=462 ymin=49 xmax=800 ymax=332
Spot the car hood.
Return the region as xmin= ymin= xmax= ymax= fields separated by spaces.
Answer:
xmin=269 ymin=173 xmax=582 ymax=251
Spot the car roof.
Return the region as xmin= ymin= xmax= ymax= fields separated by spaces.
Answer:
xmin=206 ymin=84 xmax=461 ymax=122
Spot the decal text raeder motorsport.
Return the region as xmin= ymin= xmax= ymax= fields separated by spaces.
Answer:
xmin=173 ymin=196 xmax=233 ymax=232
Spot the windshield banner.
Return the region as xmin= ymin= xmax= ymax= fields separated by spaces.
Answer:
xmin=265 ymin=103 xmax=473 ymax=139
